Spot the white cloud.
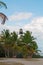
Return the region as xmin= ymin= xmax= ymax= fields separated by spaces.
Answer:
xmin=0 ymin=24 xmax=7 ymax=32
xmin=9 ymin=12 xmax=32 ymax=21
xmin=23 ymin=17 xmax=43 ymax=52
xmin=6 ymin=25 xmax=20 ymax=32
xmin=24 ymin=17 xmax=43 ymax=32
xmin=0 ymin=23 xmax=20 ymax=33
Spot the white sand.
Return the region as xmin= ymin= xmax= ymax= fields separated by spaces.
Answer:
xmin=0 ymin=58 xmax=43 ymax=65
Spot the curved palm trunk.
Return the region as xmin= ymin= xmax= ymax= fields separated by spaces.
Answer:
xmin=30 ymin=53 xmax=33 ymax=58
xmin=5 ymin=49 xmax=7 ymax=58
xmin=7 ymin=48 xmax=10 ymax=58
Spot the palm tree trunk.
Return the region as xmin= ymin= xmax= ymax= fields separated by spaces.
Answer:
xmin=7 ymin=48 xmax=10 ymax=58
xmin=5 ymin=50 xmax=7 ymax=58
xmin=30 ymin=53 xmax=33 ymax=58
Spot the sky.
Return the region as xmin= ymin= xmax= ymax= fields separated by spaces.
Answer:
xmin=0 ymin=0 xmax=43 ymax=53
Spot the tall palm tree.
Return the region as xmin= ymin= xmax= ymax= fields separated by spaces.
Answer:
xmin=1 ymin=30 xmax=18 ymax=57
xmin=11 ymin=31 xmax=18 ymax=57
xmin=22 ymin=31 xmax=38 ymax=58
xmin=0 ymin=1 xmax=8 ymax=24
xmin=1 ymin=29 xmax=11 ymax=57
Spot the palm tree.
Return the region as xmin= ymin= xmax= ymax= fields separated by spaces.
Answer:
xmin=1 ymin=29 xmax=11 ymax=57
xmin=1 ymin=30 xmax=18 ymax=57
xmin=0 ymin=1 xmax=8 ymax=24
xmin=11 ymin=31 xmax=18 ymax=57
xmin=22 ymin=31 xmax=38 ymax=58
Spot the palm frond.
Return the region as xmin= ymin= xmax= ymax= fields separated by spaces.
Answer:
xmin=0 ymin=13 xmax=8 ymax=24
xmin=0 ymin=1 xmax=7 ymax=9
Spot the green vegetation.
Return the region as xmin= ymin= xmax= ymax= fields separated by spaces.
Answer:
xmin=32 ymin=54 xmax=43 ymax=58
xmin=0 ymin=29 xmax=39 ymax=58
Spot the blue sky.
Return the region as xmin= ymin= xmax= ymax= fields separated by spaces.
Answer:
xmin=0 ymin=0 xmax=43 ymax=53
xmin=2 ymin=0 xmax=43 ymax=15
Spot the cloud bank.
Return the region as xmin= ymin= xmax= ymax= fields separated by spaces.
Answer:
xmin=23 ymin=17 xmax=43 ymax=52
xmin=9 ymin=12 xmax=32 ymax=21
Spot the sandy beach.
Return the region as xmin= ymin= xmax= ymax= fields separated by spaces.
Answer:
xmin=0 ymin=58 xmax=43 ymax=65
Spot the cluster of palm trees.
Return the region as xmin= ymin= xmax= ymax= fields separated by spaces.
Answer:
xmin=0 ymin=29 xmax=38 ymax=58
xmin=0 ymin=1 xmax=39 ymax=58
